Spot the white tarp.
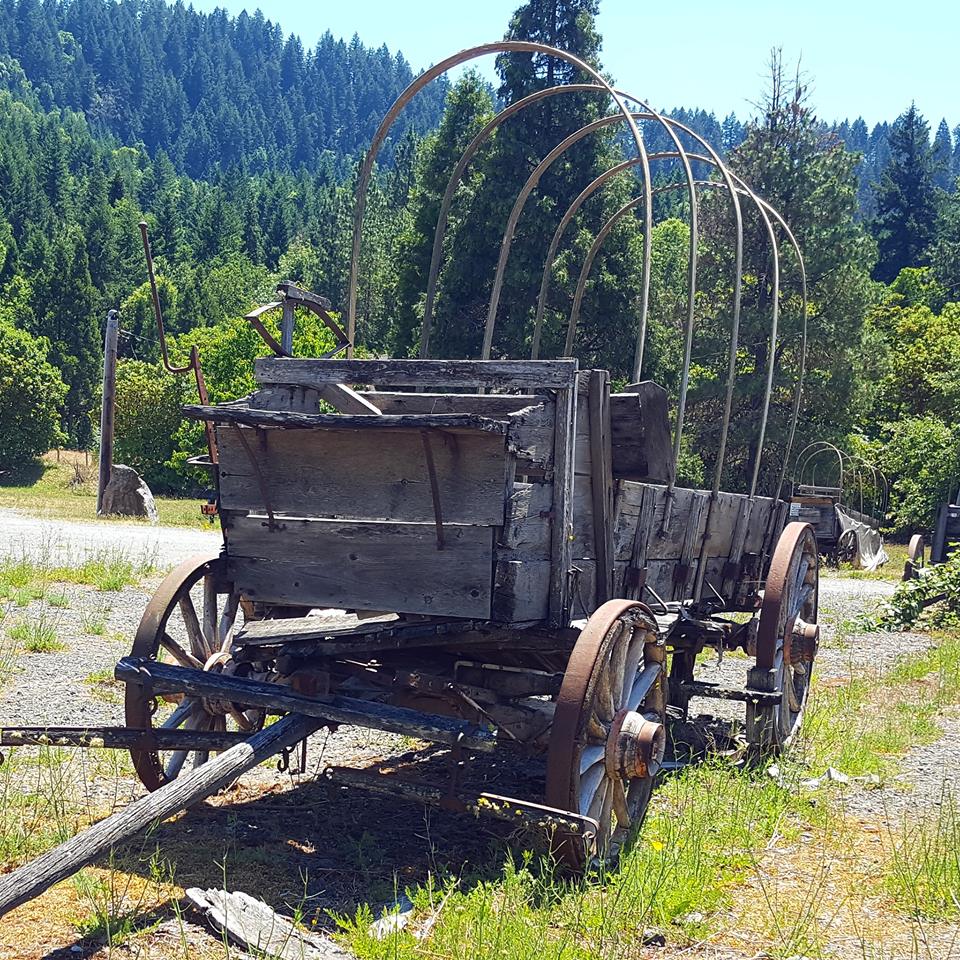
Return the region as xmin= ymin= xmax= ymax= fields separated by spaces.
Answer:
xmin=835 ymin=504 xmax=888 ymax=571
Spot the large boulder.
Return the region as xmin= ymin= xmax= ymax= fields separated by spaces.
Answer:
xmin=100 ymin=464 xmax=159 ymax=523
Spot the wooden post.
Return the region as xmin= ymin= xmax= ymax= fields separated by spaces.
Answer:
xmin=97 ymin=309 xmax=119 ymax=515
xmin=280 ymin=296 xmax=294 ymax=355
xmin=0 ymin=713 xmax=322 ymax=920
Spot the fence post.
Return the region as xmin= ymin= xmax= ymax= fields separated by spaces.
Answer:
xmin=97 ymin=309 xmax=119 ymax=515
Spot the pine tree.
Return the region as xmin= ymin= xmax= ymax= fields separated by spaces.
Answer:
xmin=933 ymin=119 xmax=954 ymax=192
xmin=873 ymin=104 xmax=941 ymax=282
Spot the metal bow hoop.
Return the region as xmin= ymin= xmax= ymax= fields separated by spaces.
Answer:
xmin=346 ymin=40 xmax=652 ymax=356
xmin=419 ymin=83 xmax=689 ymax=364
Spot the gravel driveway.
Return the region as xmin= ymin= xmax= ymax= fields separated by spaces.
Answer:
xmin=0 ymin=506 xmax=220 ymax=569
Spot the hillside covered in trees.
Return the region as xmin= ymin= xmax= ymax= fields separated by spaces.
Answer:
xmin=1 ymin=0 xmax=959 ymax=536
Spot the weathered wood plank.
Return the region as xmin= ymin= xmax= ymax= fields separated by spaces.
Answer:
xmin=354 ymin=392 xmax=556 ymax=465
xmin=115 ymin=658 xmax=496 ymax=751
xmin=0 ymin=726 xmax=250 ymax=751
xmin=548 ymin=372 xmax=578 ymax=625
xmin=186 ymin=888 xmax=351 ymax=960
xmin=0 ymin=713 xmax=323 ymax=920
xmin=187 ymin=405 xmax=505 ymax=434
xmin=227 ymin=516 xmax=494 ymax=619
xmin=587 ymin=369 xmax=614 ymax=604
xmin=216 ymin=426 xmax=507 ymax=524
xmin=255 ymin=357 xmax=579 ymax=389
xmin=499 ymin=482 xmax=552 ymax=559
xmin=492 ymin=559 xmax=549 ymax=623
xmin=610 ymin=382 xmax=675 ymax=483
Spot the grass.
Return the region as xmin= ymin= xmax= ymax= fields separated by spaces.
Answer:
xmin=7 ymin=614 xmax=66 ymax=653
xmin=0 ymin=450 xmax=213 ymax=530
xmin=833 ymin=541 xmax=911 ymax=581
xmin=887 ymin=790 xmax=960 ymax=920
xmin=84 ymin=667 xmax=122 ymax=703
xmin=0 ymin=546 xmax=157 ymax=595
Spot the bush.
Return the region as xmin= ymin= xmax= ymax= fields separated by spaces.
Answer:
xmin=113 ymin=359 xmax=189 ymax=493
xmin=878 ymin=416 xmax=960 ymax=533
xmin=0 ymin=320 xmax=66 ymax=469
xmin=876 ymin=552 xmax=960 ymax=631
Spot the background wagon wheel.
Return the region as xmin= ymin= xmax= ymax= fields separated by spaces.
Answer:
xmin=546 ymin=599 xmax=666 ymax=871
xmin=903 ymin=534 xmax=925 ymax=581
xmin=125 ymin=553 xmax=265 ymax=791
xmin=746 ymin=522 xmax=819 ymax=754
xmin=836 ymin=527 xmax=860 ymax=567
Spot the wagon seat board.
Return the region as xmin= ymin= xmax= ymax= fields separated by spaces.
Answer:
xmin=183 ymin=357 xmax=586 ymax=624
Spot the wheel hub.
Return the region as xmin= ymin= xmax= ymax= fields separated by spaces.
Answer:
xmin=604 ymin=709 xmax=665 ymax=780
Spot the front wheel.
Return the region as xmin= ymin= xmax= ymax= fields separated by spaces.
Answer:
xmin=125 ymin=554 xmax=266 ymax=791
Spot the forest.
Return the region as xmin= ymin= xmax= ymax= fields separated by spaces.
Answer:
xmin=0 ymin=0 xmax=958 ymax=535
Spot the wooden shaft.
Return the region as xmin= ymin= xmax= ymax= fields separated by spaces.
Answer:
xmin=0 ymin=713 xmax=321 ymax=920
xmin=96 ymin=309 xmax=119 ymax=514
xmin=0 ymin=726 xmax=250 ymax=751
xmin=115 ymin=657 xmax=497 ymax=751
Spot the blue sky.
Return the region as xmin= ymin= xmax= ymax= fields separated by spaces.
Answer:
xmin=194 ymin=0 xmax=955 ymax=129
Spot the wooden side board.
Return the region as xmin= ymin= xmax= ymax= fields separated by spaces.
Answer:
xmin=255 ymin=357 xmax=579 ymax=390
xmin=216 ymin=425 xmax=509 ymax=524
xmin=226 ymin=515 xmax=494 ymax=619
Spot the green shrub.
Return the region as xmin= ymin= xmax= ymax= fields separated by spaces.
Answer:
xmin=113 ymin=360 xmax=188 ymax=493
xmin=0 ymin=320 xmax=67 ymax=469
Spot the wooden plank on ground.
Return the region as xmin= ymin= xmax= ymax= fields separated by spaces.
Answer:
xmin=186 ymin=888 xmax=353 ymax=959
xmin=255 ymin=357 xmax=579 ymax=390
xmin=227 ymin=516 xmax=493 ymax=619
xmin=216 ymin=426 xmax=507 ymax=524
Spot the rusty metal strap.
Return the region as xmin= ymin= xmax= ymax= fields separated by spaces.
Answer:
xmin=243 ymin=304 xmax=289 ymax=357
xmin=420 ymin=429 xmax=445 ymax=551
xmin=231 ymin=424 xmax=278 ymax=531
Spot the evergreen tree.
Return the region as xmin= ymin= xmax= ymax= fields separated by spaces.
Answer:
xmin=933 ymin=119 xmax=954 ymax=192
xmin=873 ymin=104 xmax=940 ymax=282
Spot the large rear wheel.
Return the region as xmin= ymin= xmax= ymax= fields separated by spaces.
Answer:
xmin=546 ymin=600 xmax=666 ymax=870
xmin=746 ymin=523 xmax=819 ymax=753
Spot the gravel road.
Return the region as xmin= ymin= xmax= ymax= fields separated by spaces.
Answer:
xmin=0 ymin=506 xmax=219 ymax=569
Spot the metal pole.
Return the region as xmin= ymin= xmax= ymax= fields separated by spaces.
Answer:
xmin=96 ymin=309 xmax=119 ymax=515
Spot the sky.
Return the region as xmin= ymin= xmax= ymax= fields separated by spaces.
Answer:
xmin=191 ymin=0 xmax=956 ymax=129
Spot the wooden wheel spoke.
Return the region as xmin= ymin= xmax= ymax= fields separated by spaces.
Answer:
xmin=160 ymin=633 xmax=204 ymax=671
xmin=620 ymin=638 xmax=644 ymax=706
xmin=164 ymin=749 xmax=189 ymax=780
xmin=178 ymin=594 xmax=208 ymax=660
xmin=579 ymin=760 xmax=607 ymax=815
xmin=202 ymin=575 xmax=218 ymax=655
xmin=579 ymin=743 xmax=605 ymax=775
xmin=587 ymin=777 xmax=610 ymax=823
xmin=161 ymin=699 xmax=195 ymax=730
xmin=218 ymin=592 xmax=240 ymax=653
xmin=610 ymin=779 xmax=631 ymax=830
xmin=625 ymin=663 xmax=660 ymax=712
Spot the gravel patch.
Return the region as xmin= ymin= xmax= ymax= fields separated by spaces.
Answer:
xmin=0 ymin=506 xmax=219 ymax=570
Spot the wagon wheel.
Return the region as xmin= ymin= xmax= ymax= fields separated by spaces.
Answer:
xmin=746 ymin=522 xmax=819 ymax=754
xmin=903 ymin=534 xmax=925 ymax=581
xmin=546 ymin=599 xmax=666 ymax=871
xmin=125 ymin=553 xmax=266 ymax=791
xmin=836 ymin=528 xmax=860 ymax=567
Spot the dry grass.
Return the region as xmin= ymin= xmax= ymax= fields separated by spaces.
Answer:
xmin=0 ymin=450 xmax=212 ymax=530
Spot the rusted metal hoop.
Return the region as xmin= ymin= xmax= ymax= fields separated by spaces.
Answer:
xmin=346 ymin=40 xmax=651 ymax=356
